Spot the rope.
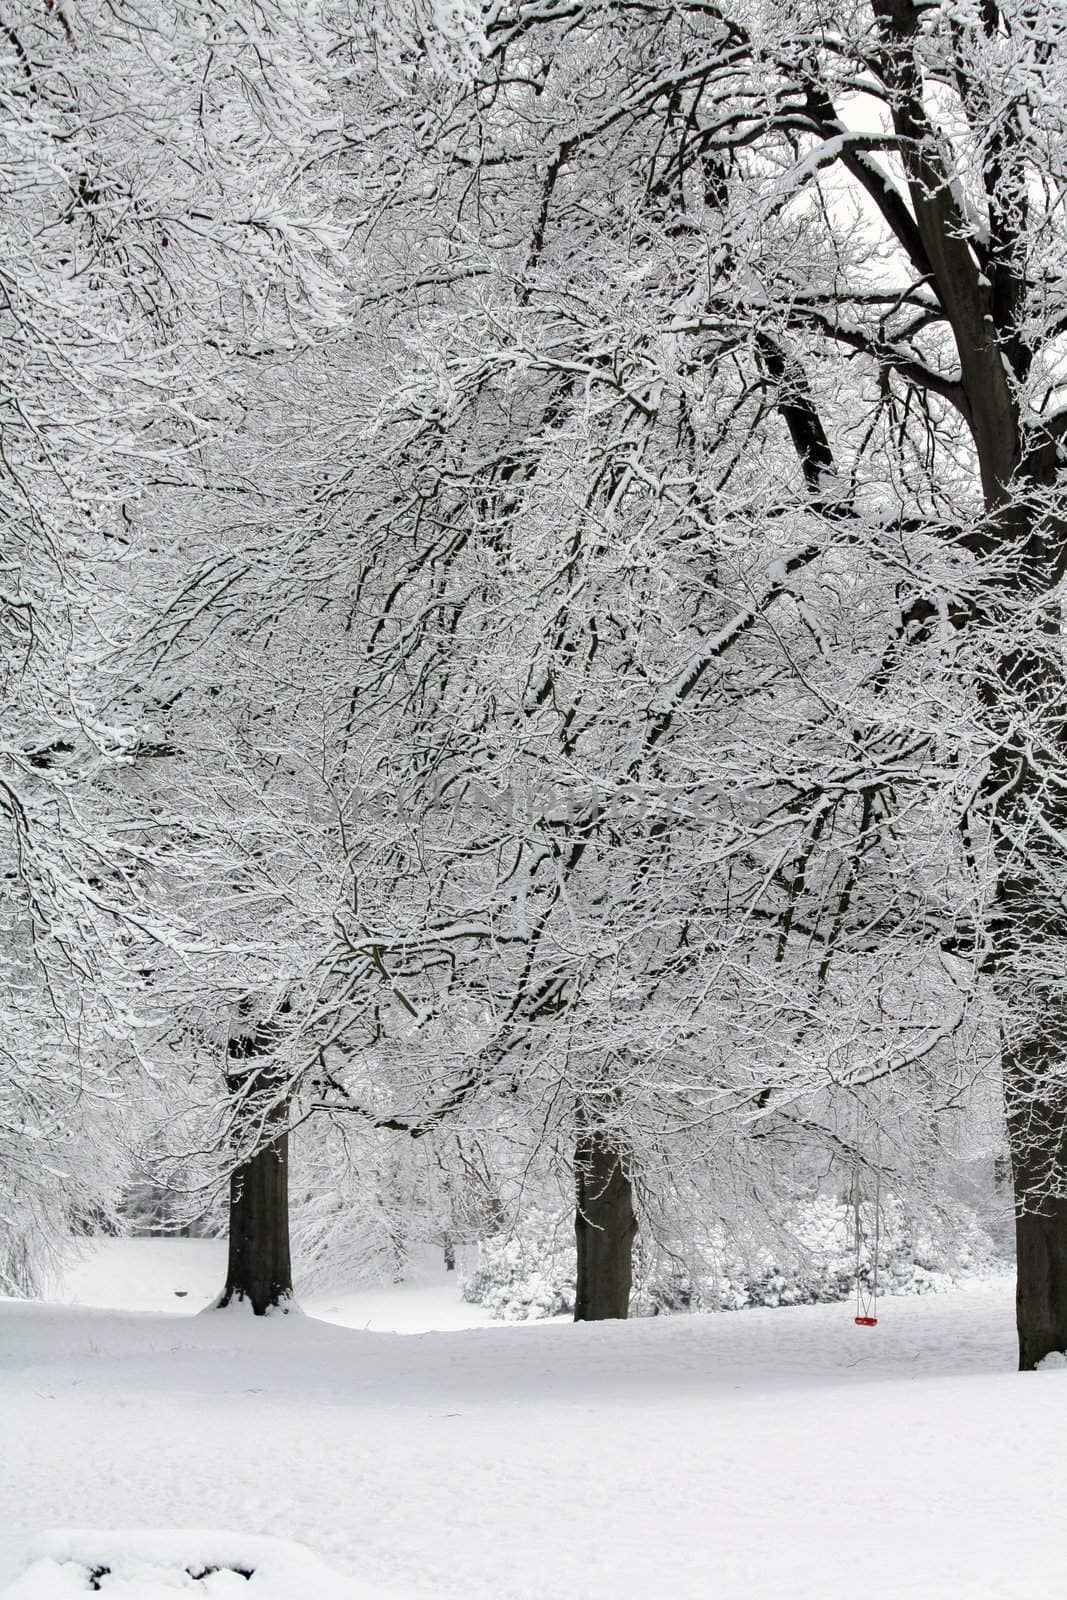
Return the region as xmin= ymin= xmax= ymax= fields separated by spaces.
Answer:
xmin=853 ymin=1127 xmax=882 ymax=1324
xmin=871 ymin=1162 xmax=881 ymax=1306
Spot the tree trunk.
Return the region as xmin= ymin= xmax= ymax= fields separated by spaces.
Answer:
xmin=1014 ymin=1199 xmax=1067 ymax=1371
xmin=1006 ymin=1026 xmax=1067 ymax=1369
xmin=216 ymin=1030 xmax=293 ymax=1316
xmin=573 ymin=1130 xmax=636 ymax=1321
xmin=984 ymin=575 xmax=1067 ymax=1367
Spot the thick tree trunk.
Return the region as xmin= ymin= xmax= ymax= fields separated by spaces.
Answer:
xmin=573 ymin=1130 xmax=636 ymax=1321
xmin=974 ymin=499 xmax=1067 ymax=1366
xmin=217 ymin=1116 xmax=292 ymax=1315
xmin=986 ymin=596 xmax=1067 ymax=1367
xmin=216 ymin=1030 xmax=293 ymax=1316
xmin=1006 ymin=1027 xmax=1067 ymax=1369
xmin=1014 ymin=1199 xmax=1067 ymax=1371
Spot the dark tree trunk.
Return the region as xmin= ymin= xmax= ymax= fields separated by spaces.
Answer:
xmin=573 ymin=1130 xmax=636 ymax=1321
xmin=443 ymin=1235 xmax=456 ymax=1271
xmin=983 ymin=569 xmax=1067 ymax=1368
xmin=217 ymin=1115 xmax=292 ymax=1315
xmin=216 ymin=1030 xmax=293 ymax=1316
xmin=1007 ymin=1028 xmax=1067 ymax=1369
xmin=1014 ymin=1198 xmax=1067 ymax=1372
xmin=974 ymin=489 xmax=1067 ymax=1368
xmin=986 ymin=560 xmax=1067 ymax=1369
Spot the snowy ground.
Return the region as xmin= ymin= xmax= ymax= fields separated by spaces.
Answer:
xmin=3 ymin=1242 xmax=1066 ymax=1599
xmin=45 ymin=1237 xmax=510 ymax=1333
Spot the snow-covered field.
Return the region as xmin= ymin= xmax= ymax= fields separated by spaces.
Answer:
xmin=3 ymin=1242 xmax=1066 ymax=1598
xmin=44 ymin=1238 xmax=509 ymax=1334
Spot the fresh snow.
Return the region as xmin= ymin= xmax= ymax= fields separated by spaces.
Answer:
xmin=3 ymin=1530 xmax=374 ymax=1600
xmin=3 ymin=1242 xmax=1067 ymax=1599
xmin=45 ymin=1238 xmax=507 ymax=1334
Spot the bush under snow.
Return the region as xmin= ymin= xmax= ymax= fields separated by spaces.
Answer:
xmin=462 ymin=1195 xmax=1004 ymax=1321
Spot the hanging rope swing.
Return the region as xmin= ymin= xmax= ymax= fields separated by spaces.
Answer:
xmin=851 ymin=1128 xmax=882 ymax=1328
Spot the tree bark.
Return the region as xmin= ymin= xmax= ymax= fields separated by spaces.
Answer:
xmin=1006 ymin=1025 xmax=1067 ymax=1368
xmin=216 ymin=1031 xmax=293 ymax=1316
xmin=573 ymin=1129 xmax=636 ymax=1321
xmin=981 ymin=517 xmax=1067 ymax=1368
xmin=981 ymin=548 xmax=1067 ymax=1368
xmin=1013 ymin=1197 xmax=1067 ymax=1372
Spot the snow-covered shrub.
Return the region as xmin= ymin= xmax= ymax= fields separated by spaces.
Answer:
xmin=461 ymin=1209 xmax=576 ymax=1319
xmin=462 ymin=1194 xmax=1004 ymax=1321
xmin=636 ymin=1195 xmax=954 ymax=1313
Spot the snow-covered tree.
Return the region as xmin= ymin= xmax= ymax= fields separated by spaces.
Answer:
xmin=0 ymin=0 xmax=343 ymax=1288
xmin=265 ymin=0 xmax=1004 ymax=1319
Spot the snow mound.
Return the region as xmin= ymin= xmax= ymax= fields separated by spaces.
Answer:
xmin=1036 ymin=1351 xmax=1067 ymax=1370
xmin=2 ymin=1531 xmax=416 ymax=1599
